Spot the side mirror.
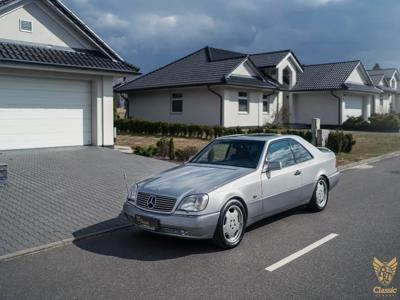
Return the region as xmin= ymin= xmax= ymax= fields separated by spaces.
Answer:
xmin=263 ymin=161 xmax=282 ymax=173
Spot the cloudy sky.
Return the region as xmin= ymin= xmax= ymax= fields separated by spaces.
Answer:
xmin=62 ymin=0 xmax=400 ymax=73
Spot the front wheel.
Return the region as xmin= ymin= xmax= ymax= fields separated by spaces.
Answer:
xmin=308 ymin=176 xmax=329 ymax=212
xmin=213 ymin=199 xmax=246 ymax=249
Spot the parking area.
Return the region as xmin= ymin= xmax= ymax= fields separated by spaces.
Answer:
xmin=0 ymin=156 xmax=399 ymax=299
xmin=0 ymin=147 xmax=174 ymax=257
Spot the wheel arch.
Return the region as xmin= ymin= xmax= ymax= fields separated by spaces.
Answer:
xmin=223 ymin=196 xmax=248 ymax=224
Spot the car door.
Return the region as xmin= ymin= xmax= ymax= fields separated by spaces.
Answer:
xmin=288 ymin=138 xmax=316 ymax=203
xmin=261 ymin=139 xmax=302 ymax=216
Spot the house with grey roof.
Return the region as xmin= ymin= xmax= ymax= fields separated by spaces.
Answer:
xmin=0 ymin=0 xmax=139 ymax=150
xmin=367 ymin=66 xmax=400 ymax=114
xmin=116 ymin=46 xmax=382 ymax=127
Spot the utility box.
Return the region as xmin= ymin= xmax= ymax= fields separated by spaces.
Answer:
xmin=0 ymin=164 xmax=7 ymax=186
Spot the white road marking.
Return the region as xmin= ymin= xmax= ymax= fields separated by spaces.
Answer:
xmin=265 ymin=233 xmax=339 ymax=272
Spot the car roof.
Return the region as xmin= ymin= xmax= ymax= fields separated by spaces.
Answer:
xmin=216 ymin=133 xmax=290 ymax=142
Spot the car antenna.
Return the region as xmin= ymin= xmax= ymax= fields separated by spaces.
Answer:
xmin=123 ymin=171 xmax=129 ymax=195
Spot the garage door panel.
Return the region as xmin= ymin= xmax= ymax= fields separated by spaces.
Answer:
xmin=0 ymin=77 xmax=91 ymax=93
xmin=0 ymin=92 xmax=91 ymax=107
xmin=0 ymin=75 xmax=92 ymax=150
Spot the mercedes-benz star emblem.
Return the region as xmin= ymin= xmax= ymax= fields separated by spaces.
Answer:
xmin=147 ymin=195 xmax=156 ymax=209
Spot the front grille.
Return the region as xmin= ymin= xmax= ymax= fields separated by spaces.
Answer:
xmin=136 ymin=192 xmax=177 ymax=212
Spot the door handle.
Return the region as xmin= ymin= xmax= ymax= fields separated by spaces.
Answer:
xmin=294 ymin=170 xmax=302 ymax=176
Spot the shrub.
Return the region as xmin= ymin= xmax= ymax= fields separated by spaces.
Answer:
xmin=169 ymin=138 xmax=175 ymax=160
xmin=213 ymin=126 xmax=224 ymax=138
xmin=247 ymin=127 xmax=264 ymax=134
xmin=342 ymin=114 xmax=400 ymax=132
xmin=369 ymin=113 xmax=400 ymax=132
xmin=342 ymin=116 xmax=370 ymax=131
xmin=134 ymin=145 xmax=158 ymax=157
xmin=115 ymin=118 xmax=314 ymax=141
xmin=326 ymin=130 xmax=355 ymax=153
xmin=156 ymin=137 xmax=169 ymax=157
xmin=175 ymin=146 xmax=198 ymax=161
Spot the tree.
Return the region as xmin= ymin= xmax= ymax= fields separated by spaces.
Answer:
xmin=372 ymin=63 xmax=381 ymax=70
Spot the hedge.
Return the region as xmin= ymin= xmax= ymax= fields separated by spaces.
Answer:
xmin=115 ymin=118 xmax=313 ymax=142
xmin=342 ymin=113 xmax=400 ymax=132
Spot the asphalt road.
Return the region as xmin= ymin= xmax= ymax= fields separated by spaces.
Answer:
xmin=1 ymin=157 xmax=400 ymax=300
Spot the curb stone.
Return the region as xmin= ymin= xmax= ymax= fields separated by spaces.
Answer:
xmin=0 ymin=224 xmax=133 ymax=262
xmin=338 ymin=150 xmax=400 ymax=171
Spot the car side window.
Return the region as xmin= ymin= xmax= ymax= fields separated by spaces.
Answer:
xmin=266 ymin=140 xmax=296 ymax=168
xmin=288 ymin=139 xmax=313 ymax=164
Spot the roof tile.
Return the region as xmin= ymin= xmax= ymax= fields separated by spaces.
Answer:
xmin=0 ymin=41 xmax=137 ymax=73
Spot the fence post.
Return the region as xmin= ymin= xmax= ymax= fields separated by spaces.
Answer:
xmin=311 ymin=118 xmax=320 ymax=146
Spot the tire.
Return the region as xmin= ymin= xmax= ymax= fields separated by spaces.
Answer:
xmin=308 ymin=176 xmax=329 ymax=212
xmin=213 ymin=199 xmax=246 ymax=249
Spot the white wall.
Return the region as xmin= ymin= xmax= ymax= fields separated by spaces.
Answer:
xmin=223 ymin=87 xmax=279 ymax=127
xmin=293 ymin=92 xmax=340 ymax=125
xmin=231 ymin=61 xmax=257 ymax=77
xmin=345 ymin=66 xmax=367 ymax=84
xmin=372 ymin=93 xmax=391 ymax=114
xmin=343 ymin=95 xmax=363 ymax=121
xmin=128 ymin=87 xmax=221 ymax=126
xmin=0 ymin=0 xmax=95 ymax=49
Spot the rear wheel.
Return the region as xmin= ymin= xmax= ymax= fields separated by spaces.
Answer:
xmin=213 ymin=199 xmax=246 ymax=249
xmin=308 ymin=177 xmax=329 ymax=212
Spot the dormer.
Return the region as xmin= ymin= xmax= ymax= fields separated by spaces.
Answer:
xmin=250 ymin=50 xmax=303 ymax=89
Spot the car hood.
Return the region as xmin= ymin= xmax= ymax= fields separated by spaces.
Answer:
xmin=138 ymin=163 xmax=253 ymax=198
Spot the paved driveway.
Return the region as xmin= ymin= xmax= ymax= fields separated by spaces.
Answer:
xmin=0 ymin=147 xmax=175 ymax=257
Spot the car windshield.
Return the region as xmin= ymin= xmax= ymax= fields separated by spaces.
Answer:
xmin=191 ymin=139 xmax=265 ymax=169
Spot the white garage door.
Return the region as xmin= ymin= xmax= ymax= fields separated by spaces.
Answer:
xmin=343 ymin=95 xmax=363 ymax=122
xmin=0 ymin=75 xmax=91 ymax=150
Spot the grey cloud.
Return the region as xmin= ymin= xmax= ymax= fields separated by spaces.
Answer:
xmin=61 ymin=0 xmax=400 ymax=73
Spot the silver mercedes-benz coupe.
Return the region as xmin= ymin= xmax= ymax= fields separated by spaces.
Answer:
xmin=123 ymin=134 xmax=339 ymax=249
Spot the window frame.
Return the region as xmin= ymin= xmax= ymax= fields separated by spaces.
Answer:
xmin=262 ymin=94 xmax=270 ymax=114
xmin=287 ymin=138 xmax=314 ymax=164
xmin=264 ymin=138 xmax=314 ymax=170
xmin=264 ymin=139 xmax=296 ymax=169
xmin=170 ymin=93 xmax=183 ymax=114
xmin=238 ymin=91 xmax=249 ymax=114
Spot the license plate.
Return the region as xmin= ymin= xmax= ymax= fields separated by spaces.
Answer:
xmin=134 ymin=215 xmax=159 ymax=231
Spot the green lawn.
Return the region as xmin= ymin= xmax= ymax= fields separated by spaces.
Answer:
xmin=337 ymin=132 xmax=400 ymax=165
xmin=117 ymin=132 xmax=400 ymax=166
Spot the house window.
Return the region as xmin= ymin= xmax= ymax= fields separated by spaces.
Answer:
xmin=19 ymin=19 xmax=32 ymax=33
xmin=380 ymin=94 xmax=384 ymax=107
xmin=263 ymin=95 xmax=270 ymax=113
xmin=238 ymin=91 xmax=248 ymax=113
xmin=171 ymin=93 xmax=183 ymax=113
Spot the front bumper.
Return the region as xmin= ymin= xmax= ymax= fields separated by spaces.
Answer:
xmin=123 ymin=201 xmax=220 ymax=239
xmin=328 ymin=171 xmax=340 ymax=190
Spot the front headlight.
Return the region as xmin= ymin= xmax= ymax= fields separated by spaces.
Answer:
xmin=127 ymin=184 xmax=138 ymax=202
xmin=177 ymin=194 xmax=209 ymax=212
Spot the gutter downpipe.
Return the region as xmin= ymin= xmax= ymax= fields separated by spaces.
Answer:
xmin=330 ymin=90 xmax=341 ymax=126
xmin=263 ymin=90 xmax=276 ymax=127
xmin=208 ymin=85 xmax=224 ymax=126
xmin=120 ymin=93 xmax=129 ymax=118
